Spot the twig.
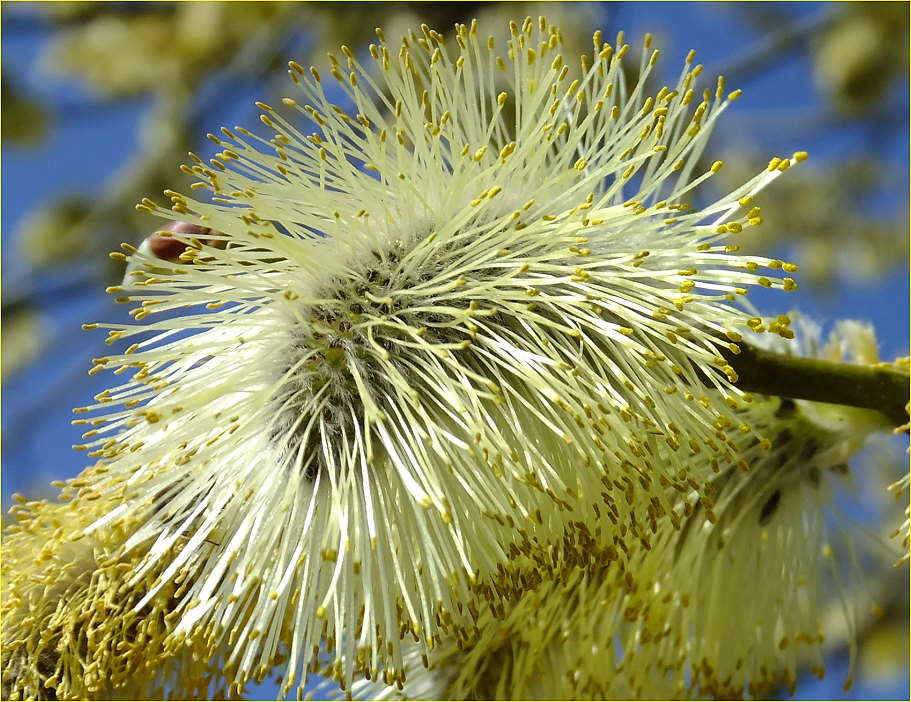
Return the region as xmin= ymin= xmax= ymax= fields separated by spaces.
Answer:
xmin=724 ymin=343 xmax=909 ymax=427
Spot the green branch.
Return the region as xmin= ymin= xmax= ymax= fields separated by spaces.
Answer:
xmin=723 ymin=343 xmax=910 ymax=427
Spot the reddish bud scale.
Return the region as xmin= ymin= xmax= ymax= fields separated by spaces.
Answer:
xmin=147 ymin=221 xmax=220 ymax=261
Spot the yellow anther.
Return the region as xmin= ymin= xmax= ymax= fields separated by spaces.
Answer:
xmin=716 ymin=75 xmax=726 ymax=99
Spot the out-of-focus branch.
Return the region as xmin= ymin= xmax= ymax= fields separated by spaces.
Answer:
xmin=709 ymin=7 xmax=840 ymax=83
xmin=7 ymin=8 xmax=302 ymax=301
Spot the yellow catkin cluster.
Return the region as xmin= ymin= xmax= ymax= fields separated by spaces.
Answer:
xmin=3 ymin=17 xmax=841 ymax=700
xmin=1 ymin=494 xmax=238 ymax=700
xmin=352 ymin=371 xmax=891 ymax=700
